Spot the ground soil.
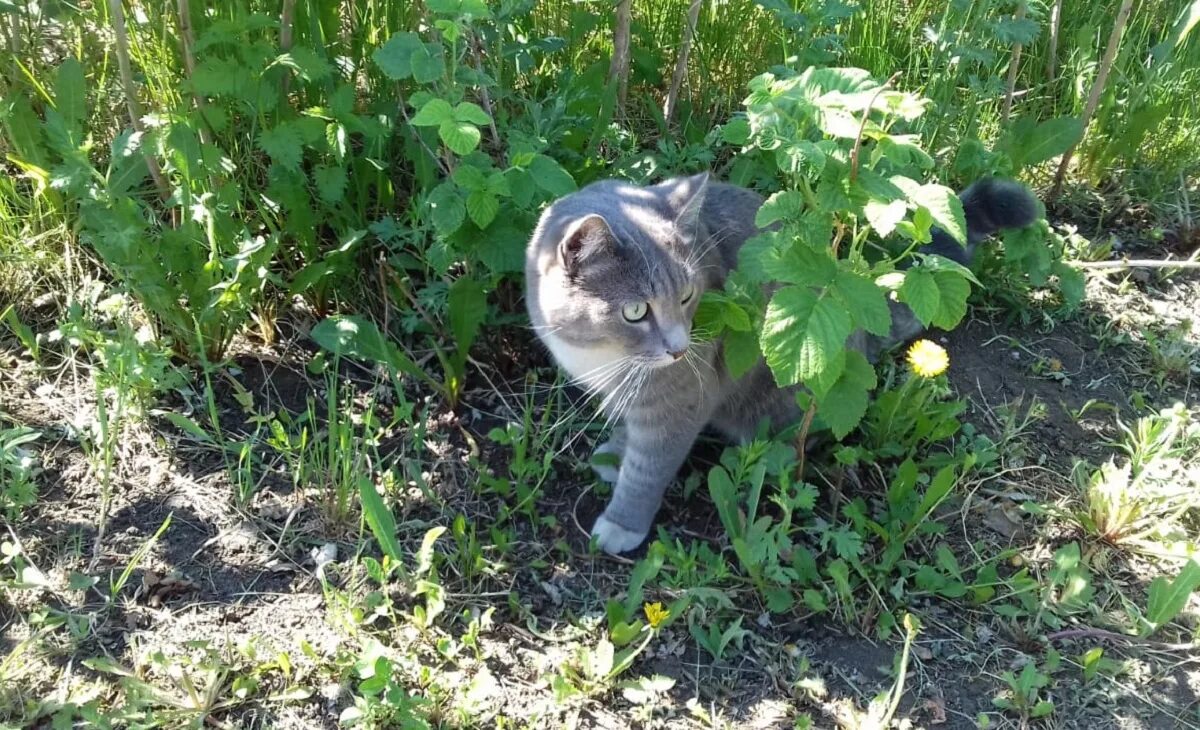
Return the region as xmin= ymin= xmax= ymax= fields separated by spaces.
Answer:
xmin=2 ymin=257 xmax=1198 ymax=728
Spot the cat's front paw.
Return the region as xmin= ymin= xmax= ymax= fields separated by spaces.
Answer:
xmin=591 ymin=514 xmax=648 ymax=555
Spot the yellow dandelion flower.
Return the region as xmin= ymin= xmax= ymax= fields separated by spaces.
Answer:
xmin=643 ymin=602 xmax=669 ymax=629
xmin=907 ymin=339 xmax=949 ymax=378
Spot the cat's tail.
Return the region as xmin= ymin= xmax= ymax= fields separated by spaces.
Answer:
xmin=852 ymin=178 xmax=1041 ymax=362
xmin=920 ymin=177 xmax=1040 ymax=266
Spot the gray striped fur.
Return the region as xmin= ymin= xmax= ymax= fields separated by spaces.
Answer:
xmin=525 ymin=174 xmax=1038 ymax=553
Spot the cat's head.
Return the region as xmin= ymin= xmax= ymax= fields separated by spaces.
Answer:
xmin=525 ymin=173 xmax=710 ymax=379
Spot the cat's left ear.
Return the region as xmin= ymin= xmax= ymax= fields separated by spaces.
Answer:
xmin=665 ymin=172 xmax=709 ymax=247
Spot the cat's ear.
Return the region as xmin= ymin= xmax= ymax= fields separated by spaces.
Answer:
xmin=666 ymin=172 xmax=709 ymax=246
xmin=559 ymin=214 xmax=614 ymax=275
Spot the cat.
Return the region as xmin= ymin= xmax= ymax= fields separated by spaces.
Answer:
xmin=524 ymin=173 xmax=1038 ymax=554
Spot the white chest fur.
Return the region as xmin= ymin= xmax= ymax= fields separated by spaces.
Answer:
xmin=543 ymin=333 xmax=626 ymax=394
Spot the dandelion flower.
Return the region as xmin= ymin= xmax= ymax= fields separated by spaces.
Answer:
xmin=643 ymin=602 xmax=669 ymax=629
xmin=907 ymin=339 xmax=949 ymax=378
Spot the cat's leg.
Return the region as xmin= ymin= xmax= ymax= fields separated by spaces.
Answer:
xmin=591 ymin=426 xmax=626 ymax=485
xmin=591 ymin=421 xmax=703 ymax=554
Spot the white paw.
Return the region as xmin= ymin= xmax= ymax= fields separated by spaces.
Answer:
xmin=591 ymin=514 xmax=648 ymax=555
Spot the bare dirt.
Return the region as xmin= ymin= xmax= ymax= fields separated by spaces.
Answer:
xmin=2 ymin=262 xmax=1199 ymax=728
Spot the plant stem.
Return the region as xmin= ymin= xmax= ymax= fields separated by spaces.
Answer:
xmin=107 ymin=0 xmax=169 ymax=200
xmin=1001 ymin=2 xmax=1027 ymax=123
xmin=609 ymin=0 xmax=632 ymax=114
xmin=1050 ymin=0 xmax=1135 ymax=200
xmin=664 ymin=0 xmax=703 ymax=126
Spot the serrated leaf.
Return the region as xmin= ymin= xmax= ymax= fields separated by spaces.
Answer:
xmin=909 ymin=183 xmax=966 ymax=245
xmin=427 ymin=182 xmax=465 ymax=235
xmin=372 ymin=32 xmax=422 ymax=80
xmin=931 ymin=270 xmax=971 ymax=329
xmin=529 ymin=154 xmax=576 ymax=196
xmin=313 ymin=165 xmax=347 ymax=204
xmin=762 ymin=288 xmax=852 ymax=386
xmin=452 ymin=163 xmax=489 ymax=191
xmin=465 ymin=190 xmax=499 ymax=228
xmin=757 ymin=237 xmax=837 ymax=288
xmin=439 ymin=120 xmax=481 ymax=155
xmin=410 ymin=43 xmax=445 ymax=83
xmin=258 ymin=123 xmax=304 ymax=171
xmin=831 ymin=269 xmax=891 ymax=336
xmin=755 ymin=190 xmax=806 ymax=228
xmin=818 ymin=350 xmax=876 ymax=438
xmin=898 ymin=268 xmax=940 ymax=326
xmin=485 ymin=171 xmax=510 ymax=197
xmin=722 ymin=117 xmax=751 ymax=145
xmin=454 ymin=101 xmax=491 ymax=125
xmin=275 ymin=46 xmax=332 ymax=82
xmin=1004 ymin=225 xmax=1053 ymax=284
xmin=724 ymin=328 xmax=761 ymax=380
xmin=863 ymin=198 xmax=907 ymax=237
xmin=410 ymin=98 xmax=454 ymax=127
xmin=1053 ymin=261 xmax=1085 ymax=309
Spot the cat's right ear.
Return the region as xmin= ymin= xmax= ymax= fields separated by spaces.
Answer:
xmin=559 ymin=214 xmax=614 ymax=276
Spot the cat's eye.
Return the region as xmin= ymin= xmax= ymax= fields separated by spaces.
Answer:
xmin=622 ymin=302 xmax=649 ymax=322
xmin=681 ymin=284 xmax=696 ymax=304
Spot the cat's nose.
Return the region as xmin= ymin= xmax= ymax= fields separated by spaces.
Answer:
xmin=669 ymin=349 xmax=687 ymax=361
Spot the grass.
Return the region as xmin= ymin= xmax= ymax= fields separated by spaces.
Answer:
xmin=1 ymin=0 xmax=1200 ymax=727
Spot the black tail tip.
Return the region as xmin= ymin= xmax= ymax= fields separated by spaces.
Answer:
xmin=962 ymin=177 xmax=1041 ymax=233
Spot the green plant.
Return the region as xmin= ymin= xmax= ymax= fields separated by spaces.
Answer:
xmin=993 ymin=654 xmax=1057 ymax=722
xmin=0 ymin=424 xmax=41 ymax=519
xmin=1072 ymin=403 xmax=1200 ymax=545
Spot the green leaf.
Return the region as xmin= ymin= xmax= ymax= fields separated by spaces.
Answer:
xmin=817 ymin=350 xmax=876 ymax=438
xmin=410 ymin=43 xmax=446 ymax=83
xmin=415 ymin=526 xmax=446 ymax=578
xmin=999 ymin=116 xmax=1084 ymax=169
xmin=765 ymin=238 xmax=838 ymax=288
xmin=1144 ymin=559 xmax=1200 ymax=634
xmin=275 ymin=46 xmax=332 ymax=82
xmin=358 ymin=476 xmax=404 ymax=562
xmin=454 ymin=101 xmax=492 ymax=125
xmin=310 ymin=315 xmax=423 ymax=382
xmin=755 ymin=191 xmax=806 ymax=228
xmin=448 ymin=277 xmax=488 ymax=359
xmin=410 ymin=98 xmax=455 ymax=127
xmin=439 ymin=120 xmax=481 ymax=155
xmin=898 ymin=268 xmax=940 ymax=327
xmin=54 ymin=59 xmax=86 ymax=129
xmin=465 ymin=190 xmax=499 ymax=228
xmin=931 ymin=270 xmax=971 ymax=330
xmin=452 ymin=163 xmax=488 ymax=191
xmin=724 ymin=328 xmax=761 ymax=380
xmin=372 ymin=32 xmax=422 ymax=80
xmin=909 ymin=182 xmax=967 ymax=245
xmin=721 ymin=117 xmax=751 ymax=145
xmin=863 ymin=198 xmax=906 ymax=237
xmin=313 ymin=165 xmax=347 ymax=204
xmin=1053 ymin=261 xmax=1085 ymax=309
xmin=762 ymin=287 xmax=852 ymax=386
xmin=1004 ymin=225 xmax=1053 ymax=285
xmin=529 ymin=154 xmax=576 ymax=196
xmin=427 ymin=182 xmax=465 ymax=235
xmin=258 ymin=123 xmax=304 ymax=171
xmin=831 ymin=269 xmax=891 ymax=336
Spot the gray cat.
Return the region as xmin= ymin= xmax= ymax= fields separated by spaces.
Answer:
xmin=524 ymin=173 xmax=1037 ymax=554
